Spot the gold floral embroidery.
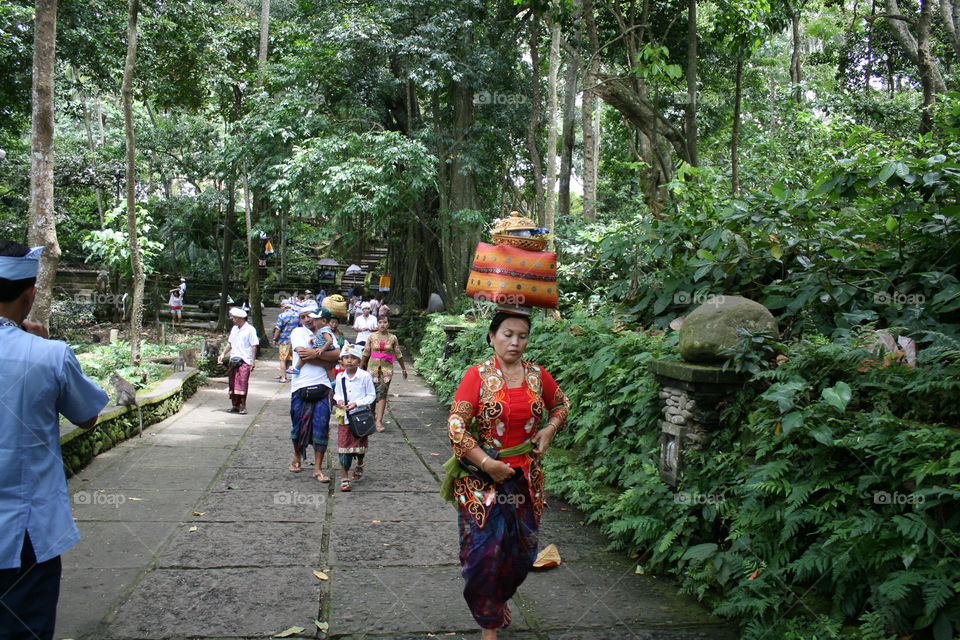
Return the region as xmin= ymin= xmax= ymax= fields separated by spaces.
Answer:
xmin=549 ymin=388 xmax=571 ymax=431
xmin=450 ymin=357 xmax=569 ymax=528
xmin=448 ymin=400 xmax=474 ymax=443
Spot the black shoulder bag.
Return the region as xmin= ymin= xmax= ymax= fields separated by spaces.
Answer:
xmin=341 ymin=376 xmax=377 ymax=438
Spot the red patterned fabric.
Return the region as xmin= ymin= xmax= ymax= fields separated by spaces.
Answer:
xmin=447 ymin=356 xmax=570 ymax=528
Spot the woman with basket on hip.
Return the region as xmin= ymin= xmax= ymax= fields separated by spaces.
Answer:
xmin=333 ymin=343 xmax=376 ymax=491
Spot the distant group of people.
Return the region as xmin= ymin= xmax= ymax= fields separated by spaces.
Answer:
xmin=223 ymin=290 xmax=405 ymax=492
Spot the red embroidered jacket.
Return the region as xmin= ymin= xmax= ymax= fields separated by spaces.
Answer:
xmin=447 ymin=356 xmax=570 ymax=528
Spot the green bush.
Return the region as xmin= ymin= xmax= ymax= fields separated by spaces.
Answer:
xmin=417 ymin=311 xmax=960 ymax=639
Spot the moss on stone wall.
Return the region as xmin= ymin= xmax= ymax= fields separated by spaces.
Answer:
xmin=60 ymin=369 xmax=202 ymax=477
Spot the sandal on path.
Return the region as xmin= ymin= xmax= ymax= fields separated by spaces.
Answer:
xmin=503 ymin=603 xmax=512 ymax=628
xmin=314 ymin=471 xmax=330 ymax=483
xmin=375 ymin=423 xmax=385 ymax=432
xmin=238 ymin=408 xmax=248 ymax=415
xmin=340 ymin=478 xmax=351 ymax=491
xmin=351 ymin=465 xmax=364 ymax=481
xmin=289 ymin=460 xmax=301 ymax=473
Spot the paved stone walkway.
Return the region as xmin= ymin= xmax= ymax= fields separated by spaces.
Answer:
xmin=59 ymin=313 xmax=733 ymax=639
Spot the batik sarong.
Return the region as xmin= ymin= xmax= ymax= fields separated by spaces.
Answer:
xmin=457 ymin=472 xmax=539 ymax=629
xmin=290 ymin=391 xmax=330 ymax=458
xmin=337 ymin=419 xmax=368 ymax=470
xmin=228 ymin=362 xmax=252 ymax=406
xmin=369 ymin=356 xmax=394 ymax=401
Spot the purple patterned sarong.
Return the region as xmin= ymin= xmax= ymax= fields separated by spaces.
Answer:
xmin=290 ymin=391 xmax=330 ymax=458
xmin=457 ymin=472 xmax=539 ymax=629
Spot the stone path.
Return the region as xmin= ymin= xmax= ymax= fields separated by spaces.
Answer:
xmin=59 ymin=313 xmax=734 ymax=639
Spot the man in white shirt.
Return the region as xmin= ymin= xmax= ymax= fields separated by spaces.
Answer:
xmin=288 ymin=301 xmax=342 ymax=481
xmin=353 ymin=302 xmax=378 ymax=346
xmin=217 ymin=307 xmax=259 ymax=414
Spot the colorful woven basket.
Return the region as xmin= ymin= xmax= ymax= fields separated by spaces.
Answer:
xmin=492 ymin=233 xmax=549 ymax=251
xmin=465 ymin=242 xmax=558 ymax=310
xmin=321 ymin=294 xmax=348 ymax=319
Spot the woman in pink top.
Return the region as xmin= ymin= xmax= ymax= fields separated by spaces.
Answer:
xmin=360 ymin=316 xmax=407 ymax=431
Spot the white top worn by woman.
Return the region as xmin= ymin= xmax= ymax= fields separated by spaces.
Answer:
xmin=353 ymin=314 xmax=378 ymax=343
xmin=333 ymin=368 xmax=376 ymax=411
xmin=227 ymin=322 xmax=260 ymax=365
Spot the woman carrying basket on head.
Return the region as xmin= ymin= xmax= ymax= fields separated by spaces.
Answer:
xmin=440 ymin=312 xmax=570 ymax=639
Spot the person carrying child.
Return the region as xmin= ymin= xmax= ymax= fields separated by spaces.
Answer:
xmin=333 ymin=343 xmax=376 ymax=491
xmin=287 ymin=305 xmax=336 ymax=378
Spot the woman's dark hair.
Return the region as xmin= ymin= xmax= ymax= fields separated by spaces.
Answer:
xmin=486 ymin=311 xmax=532 ymax=346
xmin=0 ymin=241 xmax=36 ymax=303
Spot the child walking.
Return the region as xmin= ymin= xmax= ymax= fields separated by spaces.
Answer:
xmin=333 ymin=344 xmax=376 ymax=492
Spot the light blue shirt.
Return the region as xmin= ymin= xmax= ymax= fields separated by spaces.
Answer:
xmin=0 ymin=325 xmax=109 ymax=568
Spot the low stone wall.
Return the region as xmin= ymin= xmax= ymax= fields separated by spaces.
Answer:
xmin=60 ymin=368 xmax=203 ymax=477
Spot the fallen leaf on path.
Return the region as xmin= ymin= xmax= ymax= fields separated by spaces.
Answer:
xmin=219 ymin=421 xmax=226 ymax=424
xmin=430 ymin=453 xmax=441 ymax=456
xmin=192 ymin=512 xmax=205 ymax=516
xmin=559 ymin=508 xmax=568 ymax=511
xmin=188 ymin=526 xmax=198 ymax=532
xmin=227 ymin=485 xmax=241 ymax=490
xmin=636 ymin=565 xmax=644 ymax=575
xmin=533 ymin=543 xmax=561 ymax=568
xmin=314 ymin=620 xmax=328 ymax=631
xmin=391 ymin=393 xmax=399 ymax=397
xmin=127 ymin=497 xmax=144 ymax=501
xmin=273 ymin=627 xmax=305 ymax=638
xmin=313 ymin=570 xmax=329 ymax=581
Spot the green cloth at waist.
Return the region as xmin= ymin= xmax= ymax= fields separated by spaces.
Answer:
xmin=440 ymin=440 xmax=536 ymax=504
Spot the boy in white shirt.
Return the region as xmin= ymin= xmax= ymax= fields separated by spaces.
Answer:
xmin=333 ymin=343 xmax=376 ymax=491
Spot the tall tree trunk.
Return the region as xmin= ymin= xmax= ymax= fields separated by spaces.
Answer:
xmin=526 ymin=11 xmax=545 ymax=222
xmin=731 ymin=56 xmax=743 ymax=196
xmin=582 ymin=0 xmax=600 ymax=220
xmin=122 ymin=0 xmax=144 ymax=365
xmin=918 ymin=0 xmax=936 ymax=134
xmin=544 ymin=1 xmax=560 ymax=248
xmin=558 ymin=53 xmax=578 ymax=219
xmin=790 ymin=8 xmax=802 ymax=103
xmin=280 ymin=208 xmax=286 ymax=282
xmin=26 ymin=0 xmax=60 ymax=331
xmin=685 ymin=0 xmax=698 ymax=165
xmin=217 ymin=176 xmax=237 ymax=332
xmin=144 ymin=101 xmax=178 ymax=275
xmin=80 ymin=95 xmax=105 ymax=227
xmin=558 ymin=41 xmax=579 ymax=218
xmin=884 ymin=0 xmax=947 ymax=92
xmin=444 ymin=83 xmax=480 ymax=305
xmin=243 ymin=0 xmax=271 ymax=344
xmin=95 ymin=94 xmax=105 ymax=144
xmin=866 ymin=0 xmax=876 ymax=91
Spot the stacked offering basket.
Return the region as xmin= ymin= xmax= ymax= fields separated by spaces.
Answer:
xmin=465 ymin=212 xmax=557 ymax=313
xmin=321 ymin=294 xmax=348 ymax=319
